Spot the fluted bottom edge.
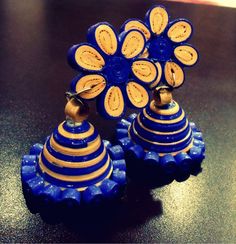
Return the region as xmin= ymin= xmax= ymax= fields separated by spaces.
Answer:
xmin=116 ymin=113 xmax=205 ymax=183
xmin=21 ymin=140 xmax=127 ymax=212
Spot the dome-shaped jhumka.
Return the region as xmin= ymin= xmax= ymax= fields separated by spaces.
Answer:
xmin=116 ymin=91 xmax=205 ymax=176
xmin=116 ymin=5 xmax=205 ymax=177
xmin=129 ymin=100 xmax=193 ymax=156
xmin=21 ymin=99 xmax=126 ymax=207
xmin=38 ymin=120 xmax=113 ymax=191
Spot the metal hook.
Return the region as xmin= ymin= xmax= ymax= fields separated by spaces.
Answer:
xmin=65 ymin=86 xmax=93 ymax=106
xmin=65 ymin=81 xmax=106 ymax=101
xmin=65 ymin=81 xmax=106 ymax=108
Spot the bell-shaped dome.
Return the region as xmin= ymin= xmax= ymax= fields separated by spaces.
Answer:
xmin=38 ymin=120 xmax=113 ymax=191
xmin=129 ymin=100 xmax=193 ymax=155
xmin=21 ymin=119 xmax=127 ymax=206
xmin=116 ymin=100 xmax=205 ymax=175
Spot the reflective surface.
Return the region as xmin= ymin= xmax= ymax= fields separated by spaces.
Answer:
xmin=0 ymin=0 xmax=236 ymax=242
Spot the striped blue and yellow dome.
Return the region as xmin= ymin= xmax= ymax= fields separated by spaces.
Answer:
xmin=116 ymin=100 xmax=205 ymax=175
xmin=21 ymin=119 xmax=127 ymax=206
xmin=129 ymin=100 xmax=193 ymax=156
xmin=38 ymin=120 xmax=113 ymax=191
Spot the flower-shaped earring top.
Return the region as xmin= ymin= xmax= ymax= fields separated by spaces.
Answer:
xmin=67 ymin=22 xmax=158 ymax=120
xmin=121 ymin=5 xmax=199 ymax=89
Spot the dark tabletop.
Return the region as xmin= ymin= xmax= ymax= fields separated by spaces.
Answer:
xmin=0 ymin=0 xmax=236 ymax=243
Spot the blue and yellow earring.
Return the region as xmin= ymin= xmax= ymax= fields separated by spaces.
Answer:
xmin=20 ymin=20 xmax=159 ymax=211
xmin=21 ymin=6 xmax=205 ymax=213
xmin=21 ymin=93 xmax=127 ymax=208
xmin=67 ymin=22 xmax=158 ymax=119
xmin=116 ymin=5 xmax=205 ymax=178
xmin=21 ymin=24 xmax=148 ymax=208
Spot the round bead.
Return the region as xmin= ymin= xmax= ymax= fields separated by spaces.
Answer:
xmin=82 ymin=185 xmax=103 ymax=204
xmin=100 ymin=179 xmax=119 ymax=198
xmin=25 ymin=176 xmax=44 ymax=196
xmin=175 ymin=152 xmax=191 ymax=172
xmin=144 ymin=151 xmax=159 ymax=167
xmin=160 ymin=154 xmax=176 ymax=174
xmin=193 ymin=139 xmax=205 ymax=152
xmin=189 ymin=122 xmax=199 ymax=132
xmin=30 ymin=143 xmax=43 ymax=156
xmin=40 ymin=185 xmax=61 ymax=203
xmin=108 ymin=145 xmax=124 ymax=160
xmin=118 ymin=137 xmax=133 ymax=151
xmin=193 ymin=132 xmax=203 ymax=141
xmin=112 ymin=170 xmax=126 ymax=186
xmin=116 ymin=129 xmax=128 ymax=140
xmin=61 ymin=189 xmax=81 ymax=206
xmin=127 ymin=145 xmax=145 ymax=160
xmin=112 ymin=159 xmax=126 ymax=171
xmin=189 ymin=146 xmax=205 ymax=163
xmin=21 ymin=155 xmax=37 ymax=167
xmin=21 ymin=165 xmax=37 ymax=181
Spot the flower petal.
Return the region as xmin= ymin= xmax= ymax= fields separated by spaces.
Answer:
xmin=146 ymin=5 xmax=169 ymax=35
xmin=122 ymin=19 xmax=151 ymax=40
xmin=164 ymin=61 xmax=185 ymax=88
xmin=150 ymin=62 xmax=162 ymax=89
xmin=174 ymin=45 xmax=198 ymax=66
xmin=88 ymin=22 xmax=118 ymax=56
xmin=68 ymin=44 xmax=105 ymax=71
xmin=126 ymin=81 xmax=149 ymax=108
xmin=167 ymin=19 xmax=192 ymax=43
xmin=121 ymin=30 xmax=145 ymax=59
xmin=98 ymin=86 xmax=125 ymax=119
xmin=72 ymin=74 xmax=106 ymax=100
xmin=131 ymin=59 xmax=157 ymax=84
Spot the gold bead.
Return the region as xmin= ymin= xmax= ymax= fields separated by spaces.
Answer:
xmin=64 ymin=98 xmax=89 ymax=123
xmin=153 ymin=86 xmax=173 ymax=106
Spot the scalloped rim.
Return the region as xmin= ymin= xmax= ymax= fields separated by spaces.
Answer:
xmin=21 ymin=140 xmax=127 ymax=206
xmin=116 ymin=113 xmax=205 ymax=175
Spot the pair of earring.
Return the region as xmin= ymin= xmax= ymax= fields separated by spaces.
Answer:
xmin=21 ymin=5 xmax=205 ymax=211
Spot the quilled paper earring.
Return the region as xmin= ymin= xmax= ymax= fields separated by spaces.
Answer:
xmin=67 ymin=22 xmax=158 ymax=119
xmin=21 ymin=93 xmax=127 ymax=209
xmin=20 ymin=23 xmax=155 ymax=209
xmin=116 ymin=5 xmax=205 ymax=179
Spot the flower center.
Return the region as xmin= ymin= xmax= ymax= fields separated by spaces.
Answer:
xmin=104 ymin=56 xmax=131 ymax=84
xmin=148 ymin=36 xmax=173 ymax=62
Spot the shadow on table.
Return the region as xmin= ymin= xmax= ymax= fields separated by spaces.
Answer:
xmin=126 ymin=158 xmax=203 ymax=189
xmin=22 ymin=158 xmax=202 ymax=242
xmin=23 ymin=181 xmax=163 ymax=242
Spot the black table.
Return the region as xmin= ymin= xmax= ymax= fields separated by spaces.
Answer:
xmin=0 ymin=0 xmax=235 ymax=242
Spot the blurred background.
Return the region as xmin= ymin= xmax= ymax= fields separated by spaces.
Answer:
xmin=168 ymin=0 xmax=236 ymax=8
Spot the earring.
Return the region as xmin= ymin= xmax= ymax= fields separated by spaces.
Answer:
xmin=116 ymin=5 xmax=205 ymax=181
xmin=21 ymin=19 xmax=158 ymax=212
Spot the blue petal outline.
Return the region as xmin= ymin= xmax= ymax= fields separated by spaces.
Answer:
xmin=173 ymin=43 xmax=199 ymax=67
xmin=131 ymin=58 xmax=158 ymax=85
xmin=87 ymin=22 xmax=119 ymax=58
xmin=96 ymin=84 xmax=127 ymax=120
xmin=145 ymin=5 xmax=170 ymax=36
xmin=119 ymin=29 xmax=146 ymax=60
xmin=166 ymin=18 xmax=193 ymax=44
xmin=124 ymin=79 xmax=151 ymax=109
xmin=70 ymin=73 xmax=107 ymax=101
xmin=163 ymin=61 xmax=186 ymax=88
xmin=120 ymin=18 xmax=151 ymax=40
xmin=67 ymin=42 xmax=106 ymax=72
